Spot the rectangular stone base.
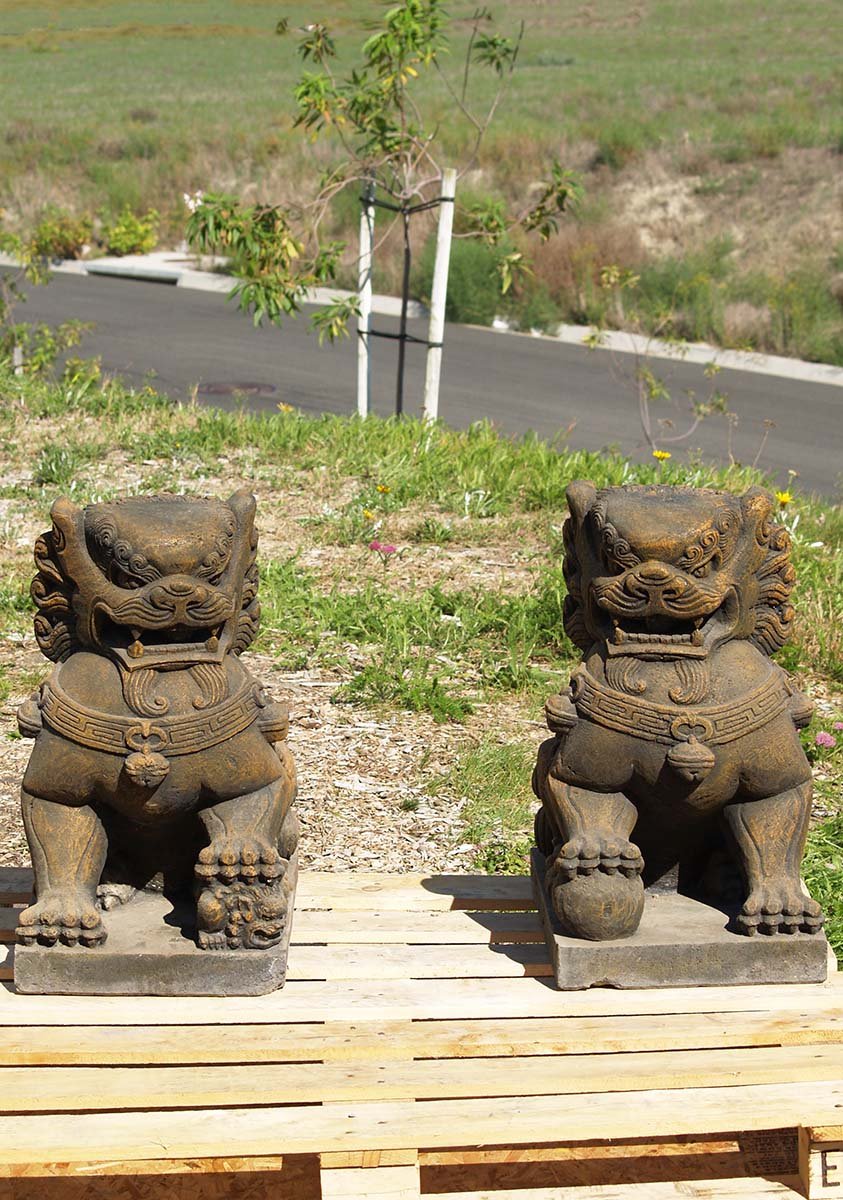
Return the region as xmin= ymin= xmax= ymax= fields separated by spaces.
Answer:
xmin=15 ymin=858 xmax=297 ymax=997
xmin=531 ymin=849 xmax=829 ymax=990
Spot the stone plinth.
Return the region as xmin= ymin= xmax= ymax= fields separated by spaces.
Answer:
xmin=15 ymin=859 xmax=297 ymax=997
xmin=532 ymin=850 xmax=829 ymax=991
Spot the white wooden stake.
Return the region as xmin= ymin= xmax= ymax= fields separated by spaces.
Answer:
xmin=422 ymin=167 xmax=456 ymax=422
xmin=356 ymin=182 xmax=375 ymax=419
xmin=12 ymin=343 xmax=23 ymax=377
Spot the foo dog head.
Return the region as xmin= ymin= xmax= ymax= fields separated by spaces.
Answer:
xmin=561 ymin=481 xmax=796 ymax=661
xmin=31 ymin=490 xmax=260 ymax=669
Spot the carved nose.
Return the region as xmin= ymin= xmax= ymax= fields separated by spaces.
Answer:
xmin=166 ymin=578 xmax=197 ymax=596
xmin=634 ymin=561 xmax=672 ymax=585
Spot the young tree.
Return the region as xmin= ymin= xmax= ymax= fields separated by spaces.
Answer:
xmin=186 ymin=2 xmax=580 ymax=342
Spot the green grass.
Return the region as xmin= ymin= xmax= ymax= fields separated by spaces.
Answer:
xmin=3 ymin=1 xmax=840 ymax=220
xmin=256 ymin=560 xmax=573 ymax=718
xmin=431 ymin=739 xmax=538 ymax=873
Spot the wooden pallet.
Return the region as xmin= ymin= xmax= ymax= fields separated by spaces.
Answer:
xmin=0 ymin=867 xmax=841 ymax=1199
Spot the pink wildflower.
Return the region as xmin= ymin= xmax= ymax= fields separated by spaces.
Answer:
xmin=834 ymin=722 xmax=843 ymax=731
xmin=815 ymin=731 xmax=837 ymax=749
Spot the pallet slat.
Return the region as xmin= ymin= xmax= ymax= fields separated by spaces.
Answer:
xmin=2 ymin=1007 xmax=840 ymax=1066
xmin=1 ymin=1044 xmax=842 ymax=1114
xmin=0 ymin=975 xmax=839 ymax=1026
xmin=0 ymin=1081 xmax=841 ymax=1164
xmin=424 ymin=1180 xmax=804 ymax=1199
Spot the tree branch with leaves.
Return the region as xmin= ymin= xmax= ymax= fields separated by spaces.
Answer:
xmin=186 ymin=1 xmax=580 ymax=340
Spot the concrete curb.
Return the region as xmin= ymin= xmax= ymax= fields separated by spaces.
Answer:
xmin=3 ymin=251 xmax=841 ymax=388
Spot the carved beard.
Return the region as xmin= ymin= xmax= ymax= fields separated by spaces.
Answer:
xmin=605 ymin=654 xmax=710 ymax=704
xmin=121 ymin=663 xmax=229 ymax=716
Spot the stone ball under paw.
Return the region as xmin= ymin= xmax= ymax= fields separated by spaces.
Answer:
xmin=551 ymin=869 xmax=644 ymax=941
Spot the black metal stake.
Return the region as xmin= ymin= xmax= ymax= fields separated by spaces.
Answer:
xmin=395 ymin=205 xmax=412 ymax=417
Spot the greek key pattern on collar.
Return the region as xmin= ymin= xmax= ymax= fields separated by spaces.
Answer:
xmin=40 ymin=677 xmax=260 ymax=758
xmin=570 ymin=666 xmax=788 ymax=746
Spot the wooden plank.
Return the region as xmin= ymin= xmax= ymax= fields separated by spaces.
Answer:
xmin=292 ymin=909 xmax=544 ymax=945
xmin=0 ymin=1157 xmax=286 ymax=1178
xmin=0 ymin=1155 xmax=322 ymax=1200
xmin=3 ymin=1007 xmax=840 ymax=1067
xmin=423 ymin=1180 xmax=804 ymax=1199
xmin=286 ymin=944 xmax=552 ymax=980
xmin=421 ymin=1140 xmax=743 ymax=1167
xmin=799 ymin=1127 xmax=843 ymax=1198
xmin=320 ymin=1163 xmax=420 ymax=1199
xmin=295 ymin=873 xmax=535 ymax=912
xmin=0 ymin=976 xmax=839 ymax=1026
xmin=321 ymin=1152 xmax=418 ymax=1169
xmin=0 ymin=1082 xmax=841 ymax=1165
xmin=2 ymin=1044 xmax=842 ymax=1114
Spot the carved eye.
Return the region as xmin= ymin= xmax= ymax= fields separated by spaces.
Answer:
xmin=690 ymin=558 xmax=717 ymax=579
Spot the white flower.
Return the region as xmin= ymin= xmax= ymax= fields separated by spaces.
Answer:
xmin=183 ymin=190 xmax=204 ymax=213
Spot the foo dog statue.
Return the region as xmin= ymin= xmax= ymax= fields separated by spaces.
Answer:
xmin=15 ymin=491 xmax=298 ymax=978
xmin=533 ymin=481 xmax=824 ymax=949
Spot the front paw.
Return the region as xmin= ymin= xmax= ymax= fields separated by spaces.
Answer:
xmin=195 ymin=838 xmax=285 ymax=886
xmin=17 ymin=892 xmax=106 ymax=947
xmin=550 ymin=833 xmax=643 ymax=881
xmin=736 ymin=883 xmax=824 ymax=935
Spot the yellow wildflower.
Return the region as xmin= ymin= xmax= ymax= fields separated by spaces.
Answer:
xmin=277 ymin=402 xmax=295 ymax=414
xmin=362 ymin=509 xmax=375 ymax=520
xmin=652 ymin=449 xmax=671 ymax=461
xmin=775 ymin=490 xmax=792 ymax=506
xmin=376 ymin=483 xmax=391 ymax=494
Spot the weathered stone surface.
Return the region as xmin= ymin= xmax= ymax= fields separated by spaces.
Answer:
xmin=532 ymin=481 xmax=825 ymax=963
xmin=13 ymin=492 xmax=298 ymax=994
xmin=532 ymin=850 xmax=829 ymax=990
xmin=15 ymin=856 xmax=297 ymax=995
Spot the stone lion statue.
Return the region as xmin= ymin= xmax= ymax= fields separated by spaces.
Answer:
xmin=532 ymin=481 xmax=823 ymax=942
xmin=15 ymin=491 xmax=298 ymax=952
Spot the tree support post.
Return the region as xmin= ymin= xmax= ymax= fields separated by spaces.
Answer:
xmin=357 ymin=180 xmax=375 ymax=419
xmin=422 ymin=168 xmax=456 ymax=423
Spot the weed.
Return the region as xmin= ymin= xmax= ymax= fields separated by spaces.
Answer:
xmin=32 ymin=440 xmax=98 ymax=488
xmin=409 ymin=517 xmax=454 ymax=544
xmin=336 ymin=657 xmax=473 ymax=724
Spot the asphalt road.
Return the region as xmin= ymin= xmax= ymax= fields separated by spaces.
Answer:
xmin=13 ymin=272 xmax=842 ymax=496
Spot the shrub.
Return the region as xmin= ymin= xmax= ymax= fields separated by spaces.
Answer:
xmin=528 ymin=220 xmax=644 ymax=326
xmin=31 ymin=209 xmax=92 ymax=260
xmin=102 ymin=207 xmax=159 ymax=256
xmin=415 ymin=235 xmax=502 ymax=326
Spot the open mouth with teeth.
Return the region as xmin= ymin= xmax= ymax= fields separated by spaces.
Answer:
xmin=96 ymin=615 xmax=226 ymax=663
xmin=604 ymin=590 xmax=738 ymax=659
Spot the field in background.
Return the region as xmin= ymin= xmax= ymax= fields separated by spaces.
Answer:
xmin=2 ymin=0 xmax=843 ymax=360
xmin=0 ymin=368 xmax=841 ymax=947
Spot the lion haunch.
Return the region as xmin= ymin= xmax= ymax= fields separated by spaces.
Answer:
xmin=16 ymin=491 xmax=298 ymax=954
xmin=532 ymin=481 xmax=823 ymax=942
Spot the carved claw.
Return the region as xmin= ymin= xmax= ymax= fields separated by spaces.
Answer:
xmin=195 ymin=838 xmax=285 ymax=886
xmin=736 ymin=885 xmax=823 ymax=936
xmin=551 ymin=835 xmax=643 ymax=882
xmin=17 ymin=893 xmax=106 ymax=947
